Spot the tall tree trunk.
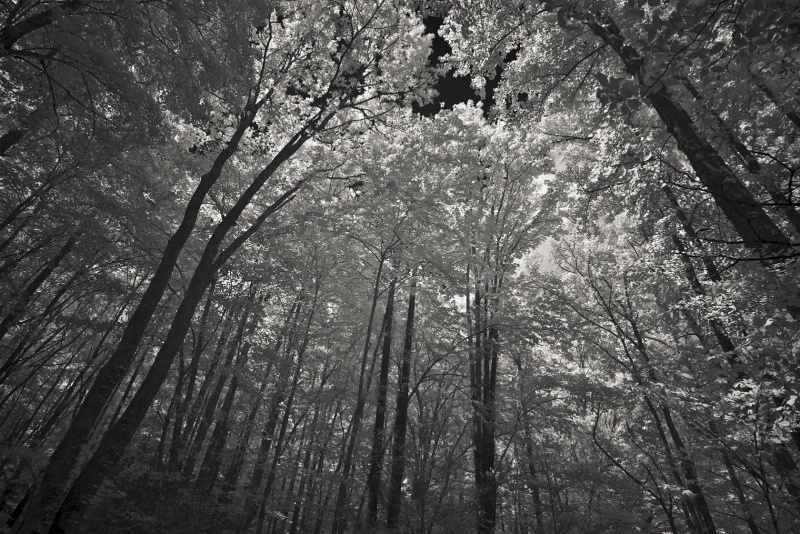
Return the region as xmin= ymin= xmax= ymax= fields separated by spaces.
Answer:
xmin=386 ymin=275 xmax=416 ymax=530
xmin=195 ymin=296 xmax=260 ymax=493
xmin=709 ymin=422 xmax=760 ymax=534
xmin=254 ymin=381 xmax=307 ymax=534
xmin=152 ymin=357 xmax=182 ymax=472
xmin=219 ymin=348 xmax=274 ymax=502
xmin=184 ymin=303 xmax=251 ymax=480
xmin=288 ymin=397 xmax=329 ymax=534
xmin=331 ymin=252 xmax=390 ymax=534
xmin=641 ymin=396 xmax=704 ymax=534
xmin=169 ymin=280 xmax=216 ymax=472
xmin=666 ymin=185 xmax=800 ymax=490
xmin=16 ymin=97 xmax=265 ymax=534
xmin=469 ymin=272 xmax=499 ymax=534
xmin=749 ymin=70 xmax=800 ymax=130
xmin=661 ymin=406 xmax=717 ymax=534
xmin=584 ymin=12 xmax=792 ymax=261
xmin=512 ymin=356 xmax=544 ymax=534
xmin=181 ymin=308 xmax=233 ymax=464
xmin=366 ymin=277 xmax=397 ymax=525
xmin=241 ymin=301 xmax=302 ymax=530
xmin=45 ymin=144 xmax=313 ymax=532
xmin=680 ymin=77 xmax=800 ymax=234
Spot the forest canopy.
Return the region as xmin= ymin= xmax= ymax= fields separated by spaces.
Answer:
xmin=0 ymin=0 xmax=799 ymax=533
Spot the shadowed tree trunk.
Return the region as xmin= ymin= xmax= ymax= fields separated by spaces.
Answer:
xmin=386 ymin=274 xmax=416 ymax=530
xmin=0 ymin=235 xmax=74 ymax=344
xmin=366 ymin=276 xmax=397 ymax=525
xmin=183 ymin=304 xmax=249 ymax=480
xmin=169 ymin=280 xmax=216 ymax=472
xmin=583 ymin=12 xmax=794 ymax=263
xmin=331 ymin=248 xmax=393 ymax=534
xmin=44 ymin=129 xmax=314 ymax=532
xmin=16 ymin=95 xmax=266 ymax=534
xmin=195 ymin=293 xmax=261 ymax=493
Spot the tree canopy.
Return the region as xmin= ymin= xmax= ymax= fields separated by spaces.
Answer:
xmin=1 ymin=1 xmax=799 ymax=533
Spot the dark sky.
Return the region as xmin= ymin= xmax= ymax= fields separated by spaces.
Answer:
xmin=413 ymin=16 xmax=495 ymax=117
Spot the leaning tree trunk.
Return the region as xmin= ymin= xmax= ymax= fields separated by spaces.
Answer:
xmin=194 ymin=295 xmax=260 ymax=493
xmin=183 ymin=305 xmax=248 ymax=480
xmin=44 ymin=125 xmax=315 ymax=533
xmin=169 ymin=279 xmax=216 ymax=472
xmin=16 ymin=97 xmax=265 ymax=534
xmin=666 ymin=184 xmax=800 ymax=492
xmin=680 ymin=77 xmax=800 ymax=235
xmin=0 ymin=235 xmax=74 ymax=344
xmin=582 ymin=12 xmax=795 ymax=265
xmin=241 ymin=300 xmax=302 ymax=530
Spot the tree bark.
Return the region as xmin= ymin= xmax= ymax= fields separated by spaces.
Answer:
xmin=331 ymin=251 xmax=390 ymax=534
xmin=366 ymin=276 xmax=397 ymax=525
xmin=386 ymin=275 xmax=416 ymax=530
xmin=182 ymin=308 xmax=244 ymax=480
xmin=44 ymin=128 xmax=313 ymax=532
xmin=680 ymin=77 xmax=800 ymax=234
xmin=194 ymin=296 xmax=259 ymax=493
xmin=16 ymin=97 xmax=264 ymax=534
xmin=584 ymin=12 xmax=791 ymax=259
xmin=0 ymin=235 xmax=74 ymax=344
xmin=169 ymin=280 xmax=216 ymax=472
xmin=241 ymin=301 xmax=302 ymax=530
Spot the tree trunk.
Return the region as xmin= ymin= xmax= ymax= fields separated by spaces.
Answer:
xmin=512 ymin=356 xmax=544 ymax=534
xmin=45 ymin=141 xmax=313 ymax=532
xmin=366 ymin=277 xmax=397 ymax=525
xmin=195 ymin=296 xmax=259 ymax=493
xmin=469 ymin=273 xmax=500 ymax=534
xmin=584 ymin=13 xmax=791 ymax=259
xmin=219 ymin=347 xmax=275 ymax=502
xmin=680 ymin=77 xmax=800 ymax=234
xmin=750 ymin=70 xmax=800 ymax=130
xmin=386 ymin=275 xmax=416 ymax=530
xmin=331 ymin=252 xmax=389 ymax=534
xmin=16 ymin=97 xmax=264 ymax=534
xmin=169 ymin=280 xmax=216 ymax=472
xmin=661 ymin=406 xmax=717 ymax=534
xmin=641 ymin=396 xmax=703 ymax=534
xmin=181 ymin=308 xmax=233 ymax=465
xmin=241 ymin=301 xmax=302 ymax=529
xmin=184 ymin=304 xmax=250 ymax=480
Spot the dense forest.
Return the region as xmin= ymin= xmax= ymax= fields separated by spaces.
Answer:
xmin=1 ymin=0 xmax=799 ymax=533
